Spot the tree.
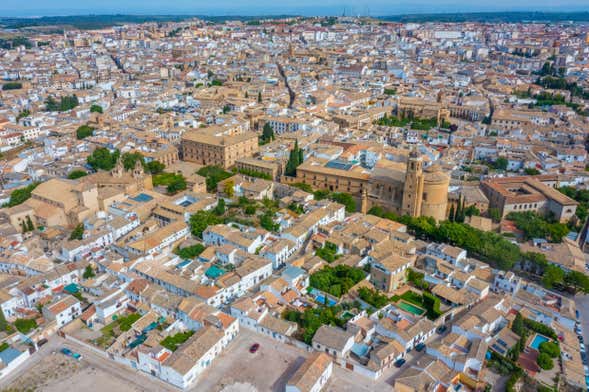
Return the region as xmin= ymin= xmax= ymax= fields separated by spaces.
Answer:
xmin=69 ymin=224 xmax=84 ymax=241
xmin=488 ymin=208 xmax=501 ymax=223
xmin=4 ymin=183 xmax=39 ymax=207
xmin=214 ymin=198 xmax=226 ymax=216
xmin=329 ymin=192 xmax=356 ymax=213
xmin=542 ymin=264 xmax=565 ymax=289
xmin=76 ymin=124 xmax=95 ymax=140
xmin=0 ymin=308 xmax=7 ymax=332
xmin=197 ymin=166 xmax=233 ymax=192
xmin=83 ymin=265 xmax=96 ymax=279
xmin=512 ymin=312 xmax=524 ymax=336
xmin=464 ymin=205 xmax=480 ymax=217
xmin=524 ymin=167 xmax=540 ymax=175
xmin=87 ymin=148 xmax=119 ymax=171
xmin=536 ymin=352 xmax=554 ymax=370
xmin=260 ymin=211 xmax=279 ymax=232
xmin=223 ymin=180 xmax=235 ymax=198
xmin=122 ymin=152 xmax=145 ymax=170
xmin=493 ymin=157 xmax=508 ymax=171
xmin=2 ymin=82 xmax=22 ymax=90
xmin=67 ymin=170 xmax=88 ymax=179
xmin=45 ymin=94 xmax=79 ymax=112
xmin=538 ymin=341 xmax=560 ymax=358
xmin=174 ymin=244 xmax=205 ymax=259
xmin=166 ymin=176 xmax=187 ymax=194
xmin=260 ymin=123 xmax=275 ymax=145
xmin=146 ymin=161 xmax=165 ymax=174
xmin=189 ymin=210 xmax=222 ymax=238
xmin=16 ymin=109 xmax=30 ymax=122
xmin=285 ymin=140 xmax=303 ymax=177
xmin=448 ymin=204 xmax=455 ymax=222
xmin=258 ymin=91 xmax=262 ymax=103
xmin=90 ymin=104 xmax=103 ymax=113
xmin=454 ymin=196 xmax=465 ymax=223
xmin=25 ymin=216 xmax=34 ymax=232
xmin=564 ymin=270 xmax=589 ymax=293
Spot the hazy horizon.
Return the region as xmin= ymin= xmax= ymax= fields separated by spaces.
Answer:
xmin=1 ymin=1 xmax=589 ymax=18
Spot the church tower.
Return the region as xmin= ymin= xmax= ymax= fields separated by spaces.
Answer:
xmin=132 ymin=159 xmax=146 ymax=191
xmin=111 ymin=155 xmax=124 ymax=178
xmin=401 ymin=149 xmax=425 ymax=217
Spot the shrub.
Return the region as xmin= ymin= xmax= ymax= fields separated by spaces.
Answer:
xmin=160 ymin=331 xmax=194 ymax=351
xmin=14 ymin=318 xmax=37 ymax=334
xmin=174 ymin=244 xmax=205 ymax=259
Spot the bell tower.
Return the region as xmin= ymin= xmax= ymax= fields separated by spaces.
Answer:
xmin=133 ymin=159 xmax=145 ymax=191
xmin=111 ymin=155 xmax=124 ymax=178
xmin=401 ymin=149 xmax=424 ymax=217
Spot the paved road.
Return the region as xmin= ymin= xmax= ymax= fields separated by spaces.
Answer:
xmin=575 ymin=294 xmax=589 ymax=347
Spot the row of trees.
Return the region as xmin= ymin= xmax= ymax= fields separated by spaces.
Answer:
xmin=3 ymin=182 xmax=39 ymax=207
xmin=20 ymin=216 xmax=35 ymax=233
xmin=506 ymin=211 xmax=569 ymax=243
xmin=2 ymin=82 xmax=22 ymax=90
xmin=368 ymin=209 xmax=526 ymax=272
xmin=45 ymin=95 xmax=79 ymax=112
xmin=448 ymin=196 xmax=480 ymax=223
xmin=86 ymin=148 xmax=165 ymax=175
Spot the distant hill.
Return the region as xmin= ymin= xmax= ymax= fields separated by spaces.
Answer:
xmin=1 ymin=12 xmax=588 ymax=31
xmin=0 ymin=14 xmax=296 ymax=30
xmin=379 ymin=12 xmax=589 ymax=23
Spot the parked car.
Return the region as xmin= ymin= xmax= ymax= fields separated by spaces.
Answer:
xmin=436 ymin=325 xmax=447 ymax=334
xmin=415 ymin=343 xmax=426 ymax=352
xmin=577 ymin=310 xmax=581 ymax=319
xmin=60 ymin=347 xmax=82 ymax=360
xmin=249 ymin=343 xmax=260 ymax=354
xmin=394 ymin=358 xmax=406 ymax=368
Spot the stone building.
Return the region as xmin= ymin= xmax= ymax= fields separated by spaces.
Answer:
xmin=181 ymin=130 xmax=258 ymax=169
xmin=480 ymin=175 xmax=578 ymax=222
xmin=293 ymin=150 xmax=450 ymax=221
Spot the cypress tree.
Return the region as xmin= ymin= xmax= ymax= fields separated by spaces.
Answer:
xmin=26 ymin=216 xmax=34 ymax=232
xmin=448 ymin=204 xmax=455 ymax=222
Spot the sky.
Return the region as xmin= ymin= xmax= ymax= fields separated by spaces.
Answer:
xmin=0 ymin=0 xmax=588 ymax=17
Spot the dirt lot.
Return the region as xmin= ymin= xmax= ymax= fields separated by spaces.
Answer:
xmin=1 ymin=336 xmax=174 ymax=392
xmin=4 ymin=350 xmax=83 ymax=391
xmin=194 ymin=328 xmax=309 ymax=392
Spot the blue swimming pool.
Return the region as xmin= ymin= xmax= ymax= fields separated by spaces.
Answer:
xmin=315 ymin=295 xmax=337 ymax=307
xmin=530 ymin=334 xmax=550 ymax=350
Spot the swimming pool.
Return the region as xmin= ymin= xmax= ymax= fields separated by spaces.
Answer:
xmin=315 ymin=294 xmax=337 ymax=307
xmin=398 ymin=301 xmax=426 ymax=316
xmin=530 ymin=334 xmax=550 ymax=351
